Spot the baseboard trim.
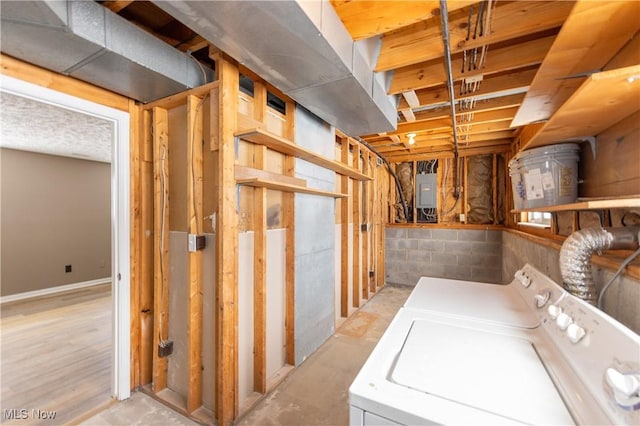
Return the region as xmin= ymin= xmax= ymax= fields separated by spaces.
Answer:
xmin=0 ymin=277 xmax=112 ymax=304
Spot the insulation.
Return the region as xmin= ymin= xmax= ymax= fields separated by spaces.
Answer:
xmin=396 ymin=162 xmax=413 ymax=223
xmin=467 ymin=155 xmax=493 ymax=224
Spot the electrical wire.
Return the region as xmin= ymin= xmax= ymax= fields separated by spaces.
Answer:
xmin=597 ymin=246 xmax=640 ymax=309
xmin=158 ymin=145 xmax=167 ymax=345
xmin=190 ymin=94 xmax=209 ymax=235
xmin=187 ymin=50 xmax=208 ymax=85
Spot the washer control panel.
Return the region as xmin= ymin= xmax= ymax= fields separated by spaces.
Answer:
xmin=512 ymin=265 xmax=566 ymax=314
xmin=541 ymin=278 xmax=640 ymax=424
xmin=513 ymin=264 xmax=640 ymax=424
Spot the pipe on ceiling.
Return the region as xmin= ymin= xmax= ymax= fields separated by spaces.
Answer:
xmin=439 ymin=0 xmax=461 ymax=200
xmin=0 ymin=0 xmax=210 ymax=103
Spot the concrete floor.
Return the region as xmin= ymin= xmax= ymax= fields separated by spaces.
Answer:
xmin=81 ymin=285 xmax=412 ymax=426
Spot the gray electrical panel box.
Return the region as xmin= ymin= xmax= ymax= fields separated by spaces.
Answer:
xmin=416 ymin=173 xmax=437 ymax=208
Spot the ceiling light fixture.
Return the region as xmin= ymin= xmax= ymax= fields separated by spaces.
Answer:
xmin=407 ymin=133 xmax=416 ymax=145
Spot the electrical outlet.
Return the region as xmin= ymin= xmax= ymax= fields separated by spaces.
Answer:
xmin=459 ymin=213 xmax=466 ymax=223
xmin=65 ymin=265 xmax=72 ymax=273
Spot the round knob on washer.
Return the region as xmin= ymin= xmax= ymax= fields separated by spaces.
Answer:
xmin=556 ymin=312 xmax=573 ymax=330
xmin=534 ymin=291 xmax=550 ymax=308
xmin=566 ymin=323 xmax=586 ymax=343
xmin=606 ymin=368 xmax=640 ymax=398
xmin=547 ymin=304 xmax=562 ymax=319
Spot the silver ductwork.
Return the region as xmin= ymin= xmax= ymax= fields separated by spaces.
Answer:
xmin=0 ymin=1 xmax=209 ymax=103
xmin=559 ymin=226 xmax=640 ymax=304
xmin=152 ymin=0 xmax=398 ymax=136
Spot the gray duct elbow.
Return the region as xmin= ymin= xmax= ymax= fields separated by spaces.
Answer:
xmin=559 ymin=226 xmax=640 ymax=304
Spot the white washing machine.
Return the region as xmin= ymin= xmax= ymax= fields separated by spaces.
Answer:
xmin=349 ymin=264 xmax=640 ymax=425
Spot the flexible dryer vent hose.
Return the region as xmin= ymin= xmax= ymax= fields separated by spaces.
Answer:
xmin=559 ymin=226 xmax=640 ymax=304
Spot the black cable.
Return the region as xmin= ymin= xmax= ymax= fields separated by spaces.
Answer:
xmin=355 ymin=136 xmax=409 ymax=221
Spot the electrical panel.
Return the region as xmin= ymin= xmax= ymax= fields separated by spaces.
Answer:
xmin=416 ymin=173 xmax=437 ymax=208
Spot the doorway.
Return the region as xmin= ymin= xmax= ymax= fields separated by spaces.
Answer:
xmin=0 ymin=76 xmax=130 ymax=402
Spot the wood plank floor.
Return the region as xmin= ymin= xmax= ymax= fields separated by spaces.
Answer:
xmin=1 ymin=284 xmax=112 ymax=425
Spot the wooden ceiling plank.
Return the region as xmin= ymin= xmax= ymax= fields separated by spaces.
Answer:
xmin=397 ymin=67 xmax=536 ymax=110
xmin=383 ymin=141 xmax=510 ymax=162
xmin=521 ymin=65 xmax=640 ymax=150
xmin=512 ymin=0 xmax=640 ymax=126
xmin=412 ymin=93 xmax=524 ymax=122
xmin=389 ymin=35 xmax=555 ymax=94
xmin=330 ymin=0 xmax=476 ymax=41
xmin=376 ymin=1 xmax=572 ymax=72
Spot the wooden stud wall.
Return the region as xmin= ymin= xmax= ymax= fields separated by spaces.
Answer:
xmin=340 ymin=137 xmax=350 ymax=317
xmin=2 ymin=55 xmax=395 ymax=426
xmin=151 ymin=107 xmax=170 ymax=392
xmin=186 ymin=95 xmax=204 ymax=413
xmin=352 ymin=143 xmax=361 ymax=308
xmin=215 ymin=57 xmax=239 ymax=425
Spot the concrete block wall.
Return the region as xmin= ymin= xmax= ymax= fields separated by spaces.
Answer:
xmin=385 ymin=228 xmax=502 ymax=286
xmin=502 ymin=231 xmax=640 ymax=334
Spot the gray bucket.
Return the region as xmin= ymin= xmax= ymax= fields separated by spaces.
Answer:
xmin=519 ymin=144 xmax=580 ymax=209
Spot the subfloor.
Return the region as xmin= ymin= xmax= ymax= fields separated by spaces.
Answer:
xmin=82 ymin=284 xmax=412 ymax=426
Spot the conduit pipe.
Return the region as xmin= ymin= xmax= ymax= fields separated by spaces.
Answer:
xmin=559 ymin=226 xmax=640 ymax=304
xmin=439 ymin=0 xmax=460 ymax=199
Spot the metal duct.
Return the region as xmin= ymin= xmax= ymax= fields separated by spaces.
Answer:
xmin=152 ymin=0 xmax=398 ymax=136
xmin=0 ymin=1 xmax=208 ymax=103
xmin=559 ymin=226 xmax=640 ymax=304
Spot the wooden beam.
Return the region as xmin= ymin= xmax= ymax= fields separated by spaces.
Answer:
xmin=331 ymin=0 xmax=476 ymax=40
xmin=253 ymin=148 xmax=267 ymax=394
xmin=152 ymin=106 xmax=169 ymax=393
xmin=186 ymin=95 xmax=205 ymax=413
xmin=352 ymin=144 xmax=361 ymax=308
xmin=383 ymin=142 xmax=511 ymax=162
xmin=235 ymin=165 xmax=306 ymax=187
xmin=0 ymin=54 xmax=129 ymax=112
xmin=340 ymin=137 xmax=350 ymax=317
xmin=235 ymin=128 xmax=371 ymax=180
xmin=215 ymin=57 xmax=239 ymax=426
xmin=512 ymin=1 xmax=640 ymax=126
xmin=252 ymin=80 xmax=268 ymax=395
xmin=389 ymin=35 xmax=555 ymax=94
xmin=520 ymin=65 xmax=640 ymax=150
xmin=397 ymin=67 xmax=537 ymax=110
xmin=390 ymin=107 xmax=517 ymax=138
xmin=129 ymin=99 xmax=141 ymax=390
xmin=362 ymin=151 xmax=370 ymax=300
xmin=238 ymin=178 xmax=347 ymax=198
xmin=140 ymin=110 xmax=154 ymax=386
xmin=413 ymin=93 xmax=525 ymax=122
xmin=283 ymin=100 xmax=296 ymax=366
xmin=376 ymin=1 xmax=571 ymax=71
